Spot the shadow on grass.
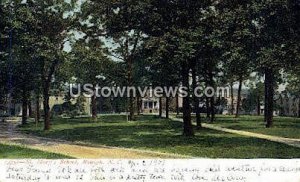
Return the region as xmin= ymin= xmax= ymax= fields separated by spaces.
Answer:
xmin=0 ymin=143 xmax=73 ymax=159
xmin=19 ymin=115 xmax=300 ymax=158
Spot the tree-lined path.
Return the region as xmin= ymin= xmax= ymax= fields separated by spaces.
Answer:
xmin=0 ymin=121 xmax=187 ymax=159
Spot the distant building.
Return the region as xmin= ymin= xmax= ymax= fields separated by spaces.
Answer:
xmin=276 ymin=94 xmax=300 ymax=117
xmin=221 ymin=88 xmax=249 ymax=115
xmin=140 ymin=87 xmax=183 ymax=114
xmin=41 ymin=95 xmax=91 ymax=116
xmin=141 ymin=98 xmax=159 ymax=113
xmin=1 ymin=95 xmax=91 ymax=117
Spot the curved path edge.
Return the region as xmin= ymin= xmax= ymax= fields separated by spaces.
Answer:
xmin=170 ymin=117 xmax=300 ymax=148
xmin=0 ymin=121 xmax=192 ymax=159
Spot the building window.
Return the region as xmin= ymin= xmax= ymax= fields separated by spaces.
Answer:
xmin=149 ymin=101 xmax=153 ymax=109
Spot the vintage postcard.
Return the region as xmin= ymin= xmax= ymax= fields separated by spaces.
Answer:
xmin=0 ymin=0 xmax=299 ymax=181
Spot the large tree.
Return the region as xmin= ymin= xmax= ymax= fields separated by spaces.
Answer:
xmin=8 ymin=0 xmax=75 ymax=130
xmin=144 ymin=1 xmax=208 ymax=136
xmin=70 ymin=39 xmax=114 ymax=120
xmin=252 ymin=0 xmax=299 ymax=127
xmin=80 ymin=0 xmax=149 ymax=121
xmin=143 ymin=35 xmax=181 ymax=119
xmin=0 ymin=3 xmax=10 ymax=113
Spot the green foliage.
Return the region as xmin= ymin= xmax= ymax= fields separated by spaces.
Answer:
xmin=1 ymin=0 xmax=300 ymax=130
xmin=70 ymin=40 xmax=114 ymax=85
xmin=242 ymin=80 xmax=264 ymax=113
xmin=251 ymin=0 xmax=300 ymax=70
xmin=286 ymin=71 xmax=300 ymax=98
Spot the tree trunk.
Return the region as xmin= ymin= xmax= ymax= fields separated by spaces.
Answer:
xmin=192 ymin=66 xmax=201 ymax=129
xmin=112 ymin=97 xmax=116 ymax=113
xmin=21 ymin=91 xmax=28 ymax=125
xmin=206 ymin=97 xmax=210 ymax=118
xmin=210 ymin=97 xmax=215 ymax=123
xmin=257 ymin=96 xmax=261 ymax=116
xmin=195 ymin=102 xmax=201 ymax=129
xmin=298 ymin=98 xmax=300 ymax=118
xmin=128 ymin=96 xmax=135 ymax=121
xmin=41 ymin=57 xmax=60 ymax=130
xmin=159 ymin=97 xmax=162 ymax=117
xmin=208 ymin=70 xmax=215 ymax=123
xmin=182 ymin=63 xmax=194 ymax=136
xmin=166 ymin=97 xmax=169 ymax=119
xmin=264 ymin=68 xmax=274 ymax=128
xmin=91 ymin=94 xmax=97 ymax=121
xmin=230 ymin=82 xmax=234 ymax=115
xmin=43 ymin=82 xmax=51 ymax=130
xmin=28 ymin=101 xmax=33 ymax=118
xmin=204 ymin=75 xmax=211 ymax=119
xmin=126 ymin=51 xmax=135 ymax=121
xmin=35 ymin=95 xmax=40 ymax=123
xmin=176 ymin=96 xmax=179 ymax=116
xmin=235 ymin=78 xmax=243 ymax=118
xmin=136 ymin=96 xmax=141 ymax=115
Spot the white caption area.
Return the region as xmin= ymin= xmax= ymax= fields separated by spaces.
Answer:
xmin=0 ymin=159 xmax=299 ymax=182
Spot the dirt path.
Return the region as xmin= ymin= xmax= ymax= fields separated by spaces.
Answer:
xmin=171 ymin=117 xmax=300 ymax=148
xmin=0 ymin=121 xmax=189 ymax=159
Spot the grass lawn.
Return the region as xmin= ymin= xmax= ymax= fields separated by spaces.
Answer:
xmin=0 ymin=143 xmax=72 ymax=159
xmin=193 ymin=115 xmax=300 ymax=139
xmin=19 ymin=115 xmax=300 ymax=158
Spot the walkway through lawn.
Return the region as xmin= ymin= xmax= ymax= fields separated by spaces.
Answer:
xmin=171 ymin=117 xmax=300 ymax=148
xmin=0 ymin=121 xmax=189 ymax=159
